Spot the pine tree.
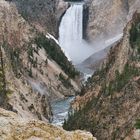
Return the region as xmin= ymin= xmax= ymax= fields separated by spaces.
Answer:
xmin=0 ymin=45 xmax=6 ymax=106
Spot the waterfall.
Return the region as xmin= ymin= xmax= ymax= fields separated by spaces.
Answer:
xmin=59 ymin=3 xmax=94 ymax=64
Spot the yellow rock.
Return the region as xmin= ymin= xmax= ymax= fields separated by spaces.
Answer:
xmin=0 ymin=108 xmax=96 ymax=140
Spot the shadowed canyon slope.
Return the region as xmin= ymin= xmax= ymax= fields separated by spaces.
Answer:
xmin=63 ymin=12 xmax=140 ymax=140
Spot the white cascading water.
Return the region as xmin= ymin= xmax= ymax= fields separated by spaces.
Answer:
xmin=59 ymin=3 xmax=94 ymax=64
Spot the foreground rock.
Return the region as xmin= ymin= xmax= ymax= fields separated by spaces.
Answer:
xmin=0 ymin=108 xmax=96 ymax=140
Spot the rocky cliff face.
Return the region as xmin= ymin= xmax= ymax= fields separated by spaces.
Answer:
xmin=12 ymin=0 xmax=68 ymax=37
xmin=63 ymin=12 xmax=140 ymax=140
xmin=0 ymin=108 xmax=96 ymax=140
xmin=0 ymin=0 xmax=79 ymax=121
xmin=86 ymin=0 xmax=140 ymax=43
xmin=81 ymin=0 xmax=140 ymax=74
xmin=12 ymin=0 xmax=57 ymax=36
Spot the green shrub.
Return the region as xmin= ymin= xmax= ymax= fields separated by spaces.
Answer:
xmin=2 ymin=43 xmax=22 ymax=78
xmin=35 ymin=33 xmax=79 ymax=78
xmin=130 ymin=22 xmax=140 ymax=54
xmin=0 ymin=46 xmax=9 ymax=106
xmin=135 ymin=119 xmax=140 ymax=129
xmin=59 ymin=73 xmax=72 ymax=88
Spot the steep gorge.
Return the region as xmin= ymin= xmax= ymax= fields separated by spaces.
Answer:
xmin=0 ymin=0 xmax=140 ymax=139
xmin=63 ymin=12 xmax=140 ymax=140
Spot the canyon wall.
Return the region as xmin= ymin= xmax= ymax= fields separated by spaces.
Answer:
xmin=85 ymin=0 xmax=140 ymax=43
xmin=0 ymin=0 xmax=79 ymax=121
xmin=64 ymin=11 xmax=140 ymax=140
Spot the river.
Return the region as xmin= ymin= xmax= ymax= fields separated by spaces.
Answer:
xmin=51 ymin=97 xmax=74 ymax=126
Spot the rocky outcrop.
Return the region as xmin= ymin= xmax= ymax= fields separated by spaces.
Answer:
xmin=0 ymin=108 xmax=96 ymax=140
xmin=56 ymin=0 xmax=69 ymax=21
xmin=63 ymin=12 xmax=140 ymax=140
